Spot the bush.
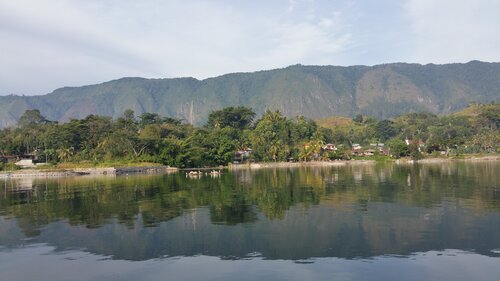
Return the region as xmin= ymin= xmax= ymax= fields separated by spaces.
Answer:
xmin=409 ymin=143 xmax=423 ymax=160
xmin=387 ymin=139 xmax=409 ymax=158
xmin=1 ymin=162 xmax=19 ymax=171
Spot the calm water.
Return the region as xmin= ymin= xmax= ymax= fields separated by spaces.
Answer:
xmin=0 ymin=162 xmax=499 ymax=281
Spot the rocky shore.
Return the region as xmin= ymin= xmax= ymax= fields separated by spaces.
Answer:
xmin=409 ymin=155 xmax=499 ymax=164
xmin=1 ymin=166 xmax=178 ymax=178
xmin=1 ymin=155 xmax=497 ymax=178
xmin=229 ymin=160 xmax=376 ymax=170
xmin=229 ymin=155 xmax=499 ymax=169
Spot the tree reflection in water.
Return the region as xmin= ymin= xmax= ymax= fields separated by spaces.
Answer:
xmin=0 ymin=162 xmax=499 ymax=261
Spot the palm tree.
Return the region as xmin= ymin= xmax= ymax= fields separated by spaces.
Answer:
xmin=57 ymin=147 xmax=74 ymax=162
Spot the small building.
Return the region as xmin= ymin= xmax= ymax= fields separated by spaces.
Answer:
xmin=0 ymin=155 xmax=18 ymax=163
xmin=234 ymin=148 xmax=253 ymax=163
xmin=15 ymin=159 xmax=35 ymax=168
xmin=352 ymin=144 xmax=362 ymax=150
xmin=351 ymin=149 xmax=364 ymax=156
xmin=405 ymin=139 xmax=425 ymax=146
xmin=364 ymin=149 xmax=376 ymax=156
xmin=405 ymin=139 xmax=426 ymax=151
xmin=323 ymin=143 xmax=337 ymax=151
xmin=380 ymin=148 xmax=390 ymax=156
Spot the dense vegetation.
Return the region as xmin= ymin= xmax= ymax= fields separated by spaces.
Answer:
xmin=1 ymin=61 xmax=499 ymax=128
xmin=0 ymin=103 xmax=498 ymax=170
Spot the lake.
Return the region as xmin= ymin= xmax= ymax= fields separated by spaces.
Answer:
xmin=1 ymin=162 xmax=499 ymax=281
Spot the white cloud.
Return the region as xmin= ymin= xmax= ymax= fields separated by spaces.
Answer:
xmin=0 ymin=0 xmax=360 ymax=94
xmin=404 ymin=0 xmax=500 ymax=63
xmin=0 ymin=0 xmax=355 ymax=94
xmin=0 ymin=0 xmax=162 ymax=94
xmin=1 ymin=0 xmax=499 ymax=95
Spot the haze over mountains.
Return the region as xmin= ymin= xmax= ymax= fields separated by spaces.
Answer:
xmin=0 ymin=61 xmax=499 ymax=128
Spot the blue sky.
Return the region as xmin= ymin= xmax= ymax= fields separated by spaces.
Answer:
xmin=1 ymin=0 xmax=499 ymax=95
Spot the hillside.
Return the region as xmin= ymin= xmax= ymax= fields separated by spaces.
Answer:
xmin=316 ymin=116 xmax=355 ymax=128
xmin=0 ymin=61 xmax=499 ymax=128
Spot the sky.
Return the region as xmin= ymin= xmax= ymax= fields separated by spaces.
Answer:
xmin=1 ymin=0 xmax=499 ymax=96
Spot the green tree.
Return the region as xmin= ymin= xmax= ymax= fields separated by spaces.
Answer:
xmin=289 ymin=116 xmax=317 ymax=144
xmin=206 ymin=107 xmax=255 ymax=130
xmin=159 ymin=138 xmax=183 ymax=166
xmin=477 ymin=105 xmax=500 ymax=130
xmin=77 ymin=115 xmax=113 ymax=160
xmin=57 ymin=147 xmax=74 ymax=162
xmin=251 ymin=110 xmax=291 ymax=162
xmin=17 ymin=109 xmax=50 ymax=128
xmin=375 ymin=120 xmax=397 ymax=141
xmin=408 ymin=143 xmax=423 ymax=160
xmin=467 ymin=130 xmax=500 ymax=152
xmin=353 ymin=114 xmax=363 ymax=123
xmin=139 ymin=112 xmax=162 ymax=128
xmin=15 ymin=109 xmax=53 ymax=154
xmin=387 ymin=139 xmax=409 ymax=158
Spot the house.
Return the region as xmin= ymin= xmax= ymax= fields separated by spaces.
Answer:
xmin=323 ymin=143 xmax=337 ymax=151
xmin=351 ymin=149 xmax=364 ymax=156
xmin=364 ymin=149 xmax=376 ymax=156
xmin=352 ymin=144 xmax=362 ymax=150
xmin=0 ymin=155 xmax=18 ymax=163
xmin=370 ymin=143 xmax=386 ymax=153
xmin=234 ymin=148 xmax=253 ymax=163
xmin=15 ymin=159 xmax=35 ymax=168
xmin=405 ymin=139 xmax=426 ymax=151
xmin=405 ymin=139 xmax=425 ymax=146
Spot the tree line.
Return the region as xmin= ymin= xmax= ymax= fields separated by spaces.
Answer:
xmin=0 ymin=103 xmax=498 ymax=169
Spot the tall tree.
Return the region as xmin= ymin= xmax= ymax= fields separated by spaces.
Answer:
xmin=375 ymin=120 xmax=397 ymax=141
xmin=251 ymin=110 xmax=291 ymax=162
xmin=139 ymin=112 xmax=162 ymax=128
xmin=206 ymin=107 xmax=255 ymax=130
xmin=17 ymin=109 xmax=49 ymax=128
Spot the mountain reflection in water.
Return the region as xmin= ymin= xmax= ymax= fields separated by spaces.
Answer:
xmin=0 ymin=162 xmax=499 ymax=261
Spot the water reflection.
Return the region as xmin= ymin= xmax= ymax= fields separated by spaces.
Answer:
xmin=0 ymin=162 xmax=499 ymax=261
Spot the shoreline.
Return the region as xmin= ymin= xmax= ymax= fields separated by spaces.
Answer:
xmin=0 ymin=166 xmax=178 ymax=179
xmin=230 ymin=155 xmax=500 ymax=169
xmin=1 ymin=155 xmax=498 ymax=178
xmin=403 ymin=155 xmax=500 ymax=164
xmin=228 ymin=160 xmax=375 ymax=170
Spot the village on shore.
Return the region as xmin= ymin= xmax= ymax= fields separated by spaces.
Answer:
xmin=1 ymin=103 xmax=498 ymax=178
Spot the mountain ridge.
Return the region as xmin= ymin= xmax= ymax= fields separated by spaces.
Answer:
xmin=1 ymin=61 xmax=499 ymax=128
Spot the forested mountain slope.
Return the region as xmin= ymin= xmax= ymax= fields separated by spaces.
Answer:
xmin=1 ymin=61 xmax=498 ymax=127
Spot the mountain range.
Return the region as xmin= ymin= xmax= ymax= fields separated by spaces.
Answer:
xmin=0 ymin=61 xmax=499 ymax=128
